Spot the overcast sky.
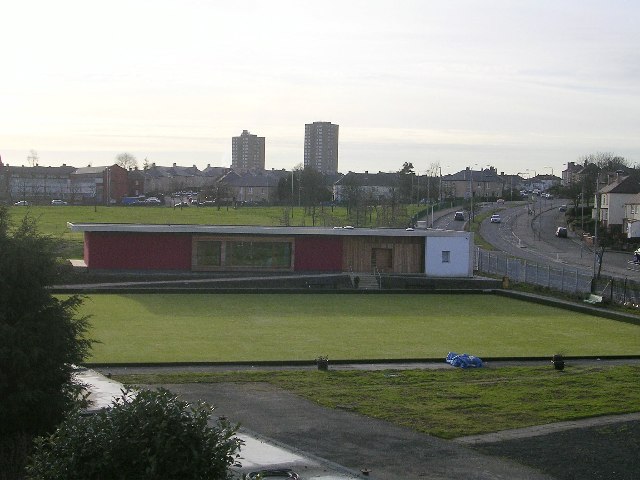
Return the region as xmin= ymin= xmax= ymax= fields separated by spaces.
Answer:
xmin=1 ymin=0 xmax=639 ymax=176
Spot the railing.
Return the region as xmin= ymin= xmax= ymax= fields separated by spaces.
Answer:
xmin=475 ymin=247 xmax=640 ymax=308
xmin=592 ymin=276 xmax=640 ymax=307
xmin=374 ymin=267 xmax=382 ymax=288
xmin=476 ymin=248 xmax=592 ymax=294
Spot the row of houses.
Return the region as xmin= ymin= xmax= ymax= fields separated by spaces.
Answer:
xmin=0 ymin=159 xmax=559 ymax=206
xmin=557 ymin=160 xmax=640 ymax=239
xmin=592 ymin=175 xmax=640 ymax=239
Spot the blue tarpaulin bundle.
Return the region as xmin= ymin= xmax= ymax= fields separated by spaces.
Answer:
xmin=446 ymin=352 xmax=483 ymax=368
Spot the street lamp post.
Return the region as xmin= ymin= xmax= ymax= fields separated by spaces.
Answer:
xmin=468 ymin=167 xmax=473 ymax=223
xmin=593 ymin=174 xmax=601 ymax=279
xmin=581 ymin=187 xmax=584 ymax=231
xmin=439 ymin=167 xmax=442 ymax=206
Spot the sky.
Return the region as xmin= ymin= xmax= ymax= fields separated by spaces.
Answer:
xmin=1 ymin=0 xmax=639 ymax=176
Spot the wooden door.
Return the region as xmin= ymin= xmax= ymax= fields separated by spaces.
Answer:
xmin=371 ymin=248 xmax=393 ymax=271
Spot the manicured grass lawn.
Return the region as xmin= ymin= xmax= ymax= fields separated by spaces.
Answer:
xmin=82 ymin=294 xmax=640 ymax=363
xmin=115 ymin=364 xmax=640 ymax=438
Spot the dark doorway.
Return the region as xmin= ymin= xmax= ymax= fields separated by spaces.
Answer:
xmin=371 ymin=248 xmax=392 ymax=271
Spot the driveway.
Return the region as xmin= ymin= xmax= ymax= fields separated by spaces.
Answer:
xmin=161 ymin=381 xmax=556 ymax=480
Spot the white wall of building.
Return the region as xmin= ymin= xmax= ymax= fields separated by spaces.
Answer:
xmin=425 ymin=234 xmax=473 ymax=277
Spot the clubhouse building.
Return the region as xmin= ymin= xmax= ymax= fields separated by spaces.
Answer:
xmin=67 ymin=223 xmax=474 ymax=277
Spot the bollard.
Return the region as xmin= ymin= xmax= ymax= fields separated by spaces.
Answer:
xmin=552 ymin=354 xmax=565 ymax=371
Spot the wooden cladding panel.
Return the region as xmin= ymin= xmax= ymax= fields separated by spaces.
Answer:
xmin=342 ymin=236 xmax=423 ymax=273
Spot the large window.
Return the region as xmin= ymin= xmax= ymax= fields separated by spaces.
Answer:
xmin=227 ymin=241 xmax=291 ymax=268
xmin=195 ymin=241 xmax=221 ymax=267
xmin=192 ymin=236 xmax=293 ymax=271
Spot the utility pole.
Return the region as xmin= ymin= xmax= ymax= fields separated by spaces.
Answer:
xmin=470 ymin=170 xmax=474 ymax=223
xmin=439 ymin=167 xmax=443 ymax=206
xmin=593 ymin=174 xmax=600 ymax=279
xmin=426 ymin=173 xmax=430 ymax=206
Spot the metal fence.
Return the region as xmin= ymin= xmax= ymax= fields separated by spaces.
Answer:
xmin=476 ymin=248 xmax=592 ymax=294
xmin=592 ymin=276 xmax=640 ymax=307
xmin=476 ymin=248 xmax=640 ymax=306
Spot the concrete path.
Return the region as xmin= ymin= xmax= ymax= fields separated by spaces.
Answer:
xmin=76 ymin=368 xmax=362 ymax=479
xmin=455 ymin=412 xmax=640 ymax=445
xmin=85 ymin=361 xmax=640 ymax=479
xmin=161 ymin=381 xmax=556 ymax=480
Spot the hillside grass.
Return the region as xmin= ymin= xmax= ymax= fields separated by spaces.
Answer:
xmin=80 ymin=293 xmax=640 ymax=363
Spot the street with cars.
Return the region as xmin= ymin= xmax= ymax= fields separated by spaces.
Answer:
xmin=432 ymin=197 xmax=640 ymax=283
xmin=478 ymin=197 xmax=640 ymax=281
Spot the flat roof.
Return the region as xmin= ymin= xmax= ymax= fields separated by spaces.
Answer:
xmin=67 ymin=223 xmax=471 ymax=238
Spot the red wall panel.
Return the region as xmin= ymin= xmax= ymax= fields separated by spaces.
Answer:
xmin=294 ymin=237 xmax=343 ymax=271
xmin=85 ymin=232 xmax=192 ymax=270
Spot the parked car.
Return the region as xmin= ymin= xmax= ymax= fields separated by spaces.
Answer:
xmin=174 ymin=201 xmax=190 ymax=208
xmin=559 ymin=205 xmax=567 ymax=212
xmin=14 ymin=200 xmax=30 ymax=206
xmin=122 ymin=196 xmax=145 ymax=206
xmin=490 ymin=214 xmax=501 ymax=223
xmin=454 ymin=211 xmax=465 ymax=221
xmin=51 ymin=199 xmax=68 ymax=206
xmin=246 ymin=470 xmax=299 ymax=480
xmin=556 ymin=226 xmax=568 ymax=238
xmin=143 ymin=197 xmax=162 ymax=206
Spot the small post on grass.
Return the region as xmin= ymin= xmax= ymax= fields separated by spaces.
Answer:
xmin=552 ymin=354 xmax=565 ymax=371
xmin=316 ymin=356 xmax=329 ymax=371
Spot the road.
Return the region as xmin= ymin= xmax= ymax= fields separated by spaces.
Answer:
xmin=431 ymin=199 xmax=640 ymax=281
xmin=479 ymin=197 xmax=640 ymax=279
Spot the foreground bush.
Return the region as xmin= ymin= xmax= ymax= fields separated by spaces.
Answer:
xmin=0 ymin=208 xmax=92 ymax=479
xmin=27 ymin=389 xmax=242 ymax=480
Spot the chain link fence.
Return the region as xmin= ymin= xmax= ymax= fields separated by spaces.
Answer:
xmin=591 ymin=276 xmax=640 ymax=307
xmin=476 ymin=248 xmax=640 ymax=306
xmin=475 ymin=248 xmax=592 ymax=294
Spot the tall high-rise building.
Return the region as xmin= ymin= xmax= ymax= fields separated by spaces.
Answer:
xmin=304 ymin=121 xmax=339 ymax=174
xmin=232 ymin=130 xmax=265 ymax=172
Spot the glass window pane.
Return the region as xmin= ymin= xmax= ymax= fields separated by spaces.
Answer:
xmin=196 ymin=241 xmax=221 ymax=266
xmin=225 ymin=240 xmax=291 ymax=268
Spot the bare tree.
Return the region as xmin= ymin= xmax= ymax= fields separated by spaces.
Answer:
xmin=27 ymin=150 xmax=39 ymax=167
xmin=115 ymin=152 xmax=137 ymax=170
xmin=580 ymin=152 xmax=629 ymax=172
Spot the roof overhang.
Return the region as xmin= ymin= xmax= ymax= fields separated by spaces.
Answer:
xmin=67 ymin=223 xmax=470 ymax=238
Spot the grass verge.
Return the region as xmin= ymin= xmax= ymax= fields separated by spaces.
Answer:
xmin=113 ymin=364 xmax=640 ymax=439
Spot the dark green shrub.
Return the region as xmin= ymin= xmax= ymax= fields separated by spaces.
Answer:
xmin=27 ymin=389 xmax=242 ymax=480
xmin=0 ymin=208 xmax=92 ymax=478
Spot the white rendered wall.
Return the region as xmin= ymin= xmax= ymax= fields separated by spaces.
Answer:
xmin=425 ymin=235 xmax=473 ymax=277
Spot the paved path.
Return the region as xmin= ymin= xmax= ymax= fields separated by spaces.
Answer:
xmin=455 ymin=412 xmax=640 ymax=445
xmin=161 ymin=381 xmax=557 ymax=480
